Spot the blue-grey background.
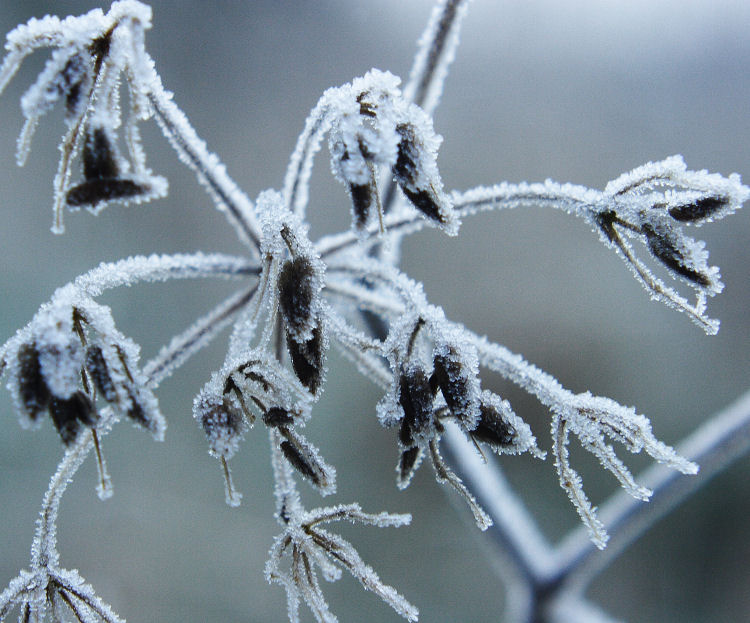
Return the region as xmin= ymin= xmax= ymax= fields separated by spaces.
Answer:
xmin=0 ymin=1 xmax=748 ymax=621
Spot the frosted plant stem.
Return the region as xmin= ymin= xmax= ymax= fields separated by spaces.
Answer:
xmin=72 ymin=252 xmax=259 ymax=297
xmin=382 ymin=0 xmax=471 ymax=214
xmin=403 ymin=0 xmax=472 ymax=115
xmin=32 ymin=430 xmax=96 ymax=570
xmin=442 ymin=423 xmax=556 ymax=584
xmin=146 ymin=85 xmax=261 ymax=252
xmin=143 ymin=283 xmax=258 ymax=387
xmin=30 ymin=284 xmax=262 ymax=571
xmin=283 ymin=100 xmax=331 ymax=218
xmin=552 ymin=388 xmax=750 ymax=598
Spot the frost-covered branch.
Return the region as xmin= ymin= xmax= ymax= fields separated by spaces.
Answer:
xmin=147 ymin=84 xmax=262 ymax=251
xmin=555 ymin=388 xmax=750 ymax=597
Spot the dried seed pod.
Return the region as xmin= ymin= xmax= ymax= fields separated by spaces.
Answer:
xmin=392 ymin=122 xmax=453 ymax=228
xmin=263 ymin=406 xmax=295 ymax=428
xmin=84 ymin=345 xmax=117 ymax=402
xmin=398 ymin=364 xmax=434 ymax=443
xmin=16 ymin=342 xmax=51 ymax=422
xmin=642 ymin=222 xmax=712 ymax=287
xmin=397 ymin=446 xmax=422 ymax=489
xmin=349 ymin=182 xmax=373 ymax=230
xmin=398 ymin=417 xmax=414 ymax=447
xmin=668 ymin=196 xmax=729 ymax=223
xmin=432 ymin=344 xmax=480 ymax=429
xmin=278 ymin=256 xmax=321 ymax=342
xmin=123 ymin=386 xmax=164 ymax=440
xmin=279 ymin=428 xmax=335 ymax=495
xmin=83 ymin=127 xmax=119 ymax=181
xmin=49 ymin=391 xmax=95 ymax=445
xmin=65 ymin=126 xmax=151 ymax=208
xmin=286 ymin=323 xmax=324 ymax=395
xmin=198 ymin=396 xmax=246 ymax=459
xmin=392 ymin=124 xmax=420 ymax=189
xmin=20 ymin=48 xmax=89 ymax=121
xmin=60 ymin=53 xmax=90 ymax=119
xmin=66 ymin=178 xmax=150 ymax=208
xmin=471 ymin=400 xmax=515 ymax=450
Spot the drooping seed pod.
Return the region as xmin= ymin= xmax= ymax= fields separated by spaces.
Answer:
xmin=278 ymin=255 xmax=322 ymax=342
xmin=84 ymin=344 xmax=118 ymax=402
xmin=397 ymin=364 xmax=435 ymax=444
xmin=392 ymin=122 xmax=454 ymax=231
xmin=123 ymin=385 xmax=164 ymax=440
xmin=432 ymin=343 xmax=480 ymax=429
xmin=20 ymin=48 xmax=90 ymax=123
xmin=285 ymin=323 xmax=325 ymax=395
xmin=16 ymin=342 xmax=51 ymax=423
xmin=66 ymin=126 xmax=150 ymax=209
xmin=668 ymin=196 xmax=729 ymax=223
xmin=196 ymin=393 xmax=246 ymax=459
xmin=471 ymin=399 xmax=516 ymax=450
xmin=49 ymin=391 xmax=95 ymax=445
xmin=83 ymin=127 xmax=120 ymax=181
xmin=263 ymin=406 xmax=295 ymax=428
xmin=641 ymin=222 xmax=712 ymax=287
xmin=349 ymin=182 xmax=373 ymax=231
xmin=278 ymin=427 xmax=336 ymax=495
xmin=397 ymin=446 xmax=423 ymax=489
xmin=62 ymin=54 xmax=90 ymax=119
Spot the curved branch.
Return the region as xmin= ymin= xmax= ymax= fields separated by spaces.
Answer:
xmin=72 ymin=252 xmax=259 ymax=297
xmin=553 ymin=388 xmax=750 ymax=596
xmin=147 ymin=84 xmax=262 ymax=252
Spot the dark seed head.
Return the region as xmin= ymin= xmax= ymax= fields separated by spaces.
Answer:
xmin=66 ymin=178 xmax=149 ymax=209
xmin=393 ymin=123 xmax=419 ymax=189
xmin=397 ymin=446 xmax=422 ymax=487
xmin=124 ymin=387 xmax=158 ymax=434
xmin=398 ymin=365 xmax=434 ymax=440
xmin=402 ymin=187 xmax=444 ymax=224
xmin=349 ymin=183 xmax=372 ymax=230
xmin=83 ymin=127 xmax=119 ymax=181
xmin=642 ymin=223 xmax=711 ymax=287
xmin=17 ymin=342 xmax=51 ymax=421
xmin=84 ymin=345 xmax=117 ymax=402
xmin=668 ymin=196 xmax=729 ymax=222
xmin=60 ymin=54 xmax=88 ymax=118
xmin=49 ymin=391 xmax=95 ymax=445
xmin=432 ymin=346 xmax=473 ymax=425
xmin=398 ymin=417 xmax=414 ymax=447
xmin=471 ymin=401 xmax=515 ymax=449
xmin=199 ymin=399 xmax=245 ymax=457
xmin=286 ymin=324 xmax=324 ymax=395
xmin=392 ymin=123 xmax=449 ymax=225
xmin=263 ymin=406 xmax=295 ymax=428
xmin=280 ymin=439 xmax=320 ymax=486
xmin=278 ymin=256 xmax=318 ymax=340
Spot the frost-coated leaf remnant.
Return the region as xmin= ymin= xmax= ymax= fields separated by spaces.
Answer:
xmin=0 ymin=1 xmax=747 ymax=622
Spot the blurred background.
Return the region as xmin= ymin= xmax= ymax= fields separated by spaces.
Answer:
xmin=0 ymin=1 xmax=748 ymax=621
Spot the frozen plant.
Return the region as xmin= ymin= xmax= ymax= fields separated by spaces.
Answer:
xmin=0 ymin=1 xmax=749 ymax=622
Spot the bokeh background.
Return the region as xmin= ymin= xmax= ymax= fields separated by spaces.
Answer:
xmin=0 ymin=1 xmax=748 ymax=621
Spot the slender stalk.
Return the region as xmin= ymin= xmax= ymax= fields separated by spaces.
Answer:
xmin=143 ymin=283 xmax=258 ymax=387
xmin=72 ymin=252 xmax=259 ymax=297
xmin=554 ymin=388 xmax=750 ymax=596
xmin=147 ymin=84 xmax=262 ymax=252
xmin=382 ymin=0 xmax=472 ymax=215
xmin=31 ymin=430 xmax=97 ymax=570
xmin=442 ymin=424 xmax=556 ymax=584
